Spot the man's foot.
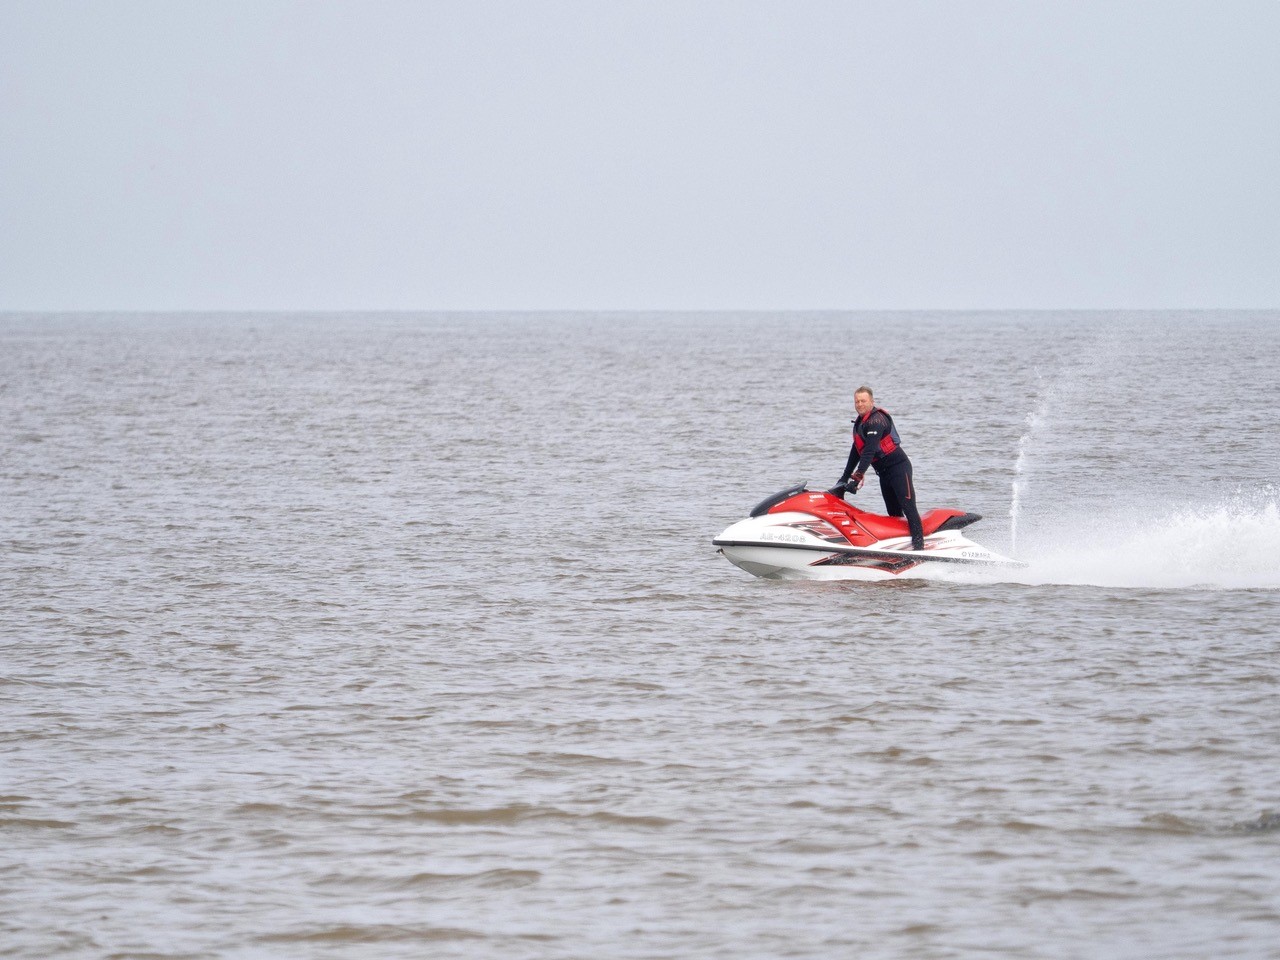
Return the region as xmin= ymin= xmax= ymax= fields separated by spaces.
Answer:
xmin=912 ymin=542 xmax=926 ymax=551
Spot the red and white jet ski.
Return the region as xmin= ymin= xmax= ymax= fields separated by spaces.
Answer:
xmin=713 ymin=482 xmax=1021 ymax=581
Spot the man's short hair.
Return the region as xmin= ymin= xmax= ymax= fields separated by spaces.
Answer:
xmin=855 ymin=386 xmax=874 ymax=400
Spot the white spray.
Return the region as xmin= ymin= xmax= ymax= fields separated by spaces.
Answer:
xmin=1009 ymin=375 xmax=1051 ymax=555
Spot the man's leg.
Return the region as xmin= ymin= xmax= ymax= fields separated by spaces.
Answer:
xmin=879 ymin=472 xmax=902 ymax=516
xmin=884 ymin=461 xmax=925 ymax=550
xmin=899 ymin=460 xmax=925 ymax=550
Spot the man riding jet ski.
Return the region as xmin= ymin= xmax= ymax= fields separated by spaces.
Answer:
xmin=832 ymin=385 xmax=924 ymax=550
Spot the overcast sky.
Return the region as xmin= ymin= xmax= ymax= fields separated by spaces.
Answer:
xmin=2 ymin=1 xmax=1277 ymax=311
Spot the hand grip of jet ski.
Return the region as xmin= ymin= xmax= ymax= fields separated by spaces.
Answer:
xmin=849 ymin=473 xmax=865 ymax=493
xmin=828 ymin=481 xmax=848 ymax=496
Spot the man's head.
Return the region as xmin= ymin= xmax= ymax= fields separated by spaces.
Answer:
xmin=854 ymin=387 xmax=874 ymax=417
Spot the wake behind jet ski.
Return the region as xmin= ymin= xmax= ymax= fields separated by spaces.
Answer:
xmin=713 ymin=483 xmax=1022 ymax=581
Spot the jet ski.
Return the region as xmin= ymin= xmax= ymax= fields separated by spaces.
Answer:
xmin=713 ymin=482 xmax=1021 ymax=581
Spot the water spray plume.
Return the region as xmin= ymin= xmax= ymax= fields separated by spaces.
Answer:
xmin=1009 ymin=374 xmax=1052 ymax=555
xmin=987 ymin=489 xmax=1280 ymax=590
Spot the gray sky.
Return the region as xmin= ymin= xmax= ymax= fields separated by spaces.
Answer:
xmin=2 ymin=0 xmax=1278 ymax=311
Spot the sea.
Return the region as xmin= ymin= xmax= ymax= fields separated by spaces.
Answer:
xmin=3 ymin=310 xmax=1278 ymax=959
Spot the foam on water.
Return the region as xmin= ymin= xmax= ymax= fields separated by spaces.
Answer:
xmin=991 ymin=488 xmax=1280 ymax=590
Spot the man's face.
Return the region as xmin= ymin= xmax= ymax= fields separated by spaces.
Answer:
xmin=854 ymin=392 xmax=873 ymax=417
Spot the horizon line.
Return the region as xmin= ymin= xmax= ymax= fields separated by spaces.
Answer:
xmin=2 ymin=306 xmax=1278 ymax=316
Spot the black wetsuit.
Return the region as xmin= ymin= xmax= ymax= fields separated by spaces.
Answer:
xmin=840 ymin=408 xmax=925 ymax=550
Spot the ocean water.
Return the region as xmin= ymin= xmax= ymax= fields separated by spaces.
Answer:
xmin=2 ymin=310 xmax=1278 ymax=959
